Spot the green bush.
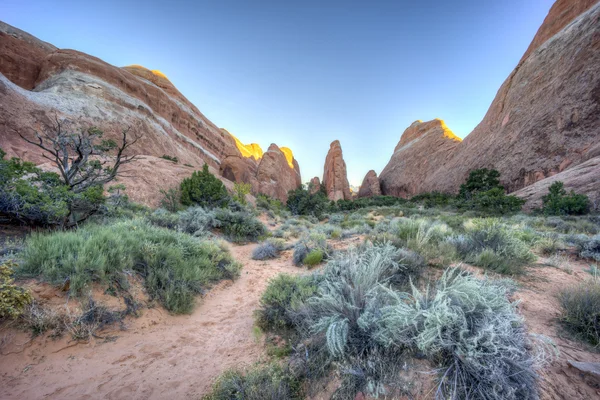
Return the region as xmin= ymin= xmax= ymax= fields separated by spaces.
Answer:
xmin=303 ymin=249 xmax=323 ymax=267
xmin=233 ymin=182 xmax=252 ymax=205
xmin=558 ymin=280 xmax=600 ymax=346
xmin=0 ymin=150 xmax=99 ymax=226
xmin=214 ymin=209 xmax=266 ymax=243
xmin=1 ymin=261 xmax=33 ymax=319
xmin=203 ymin=363 xmax=302 ymax=400
xmin=459 ymin=168 xmax=503 ymax=198
xmin=159 ymin=188 xmax=182 ymax=212
xmin=256 ymin=274 xmax=320 ymax=332
xmin=542 ymin=181 xmax=590 ymax=215
xmin=180 ymin=164 xmax=229 ymax=208
xmin=19 ymin=219 xmax=240 ymax=314
xmin=286 ymin=186 xmax=330 ymax=218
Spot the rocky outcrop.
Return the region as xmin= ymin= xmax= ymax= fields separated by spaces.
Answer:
xmin=0 ymin=21 xmax=301 ymax=205
xmin=513 ymin=156 xmax=600 ymax=211
xmin=256 ymin=144 xmax=302 ymax=202
xmin=418 ymin=0 xmax=600 ymax=196
xmin=379 ymin=120 xmax=461 ymax=197
xmin=309 ymin=177 xmax=321 ymax=194
xmin=322 ymin=140 xmax=351 ymax=201
xmin=357 ymin=170 xmax=381 ymax=198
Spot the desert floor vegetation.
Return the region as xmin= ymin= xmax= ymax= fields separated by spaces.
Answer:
xmin=2 ymin=166 xmax=600 ymax=399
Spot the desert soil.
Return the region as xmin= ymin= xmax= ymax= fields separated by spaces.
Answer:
xmin=0 ymin=242 xmax=301 ymax=399
xmin=1 ymin=237 xmax=600 ymax=399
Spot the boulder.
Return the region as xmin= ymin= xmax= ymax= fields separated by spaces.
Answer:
xmin=323 ymin=140 xmax=351 ymax=201
xmin=357 ymin=170 xmax=381 ymax=198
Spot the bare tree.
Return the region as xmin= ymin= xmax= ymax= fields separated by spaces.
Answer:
xmin=17 ymin=117 xmax=141 ymax=193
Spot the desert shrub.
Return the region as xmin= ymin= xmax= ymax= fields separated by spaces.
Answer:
xmin=387 ymin=218 xmax=455 ymax=264
xmin=233 ymin=182 xmax=252 ymax=205
xmin=159 ymin=188 xmax=182 ymax=212
xmin=450 ymin=219 xmax=536 ymax=274
xmin=148 ymin=208 xmax=181 ymax=229
xmin=558 ymin=280 xmax=600 ymax=346
xmin=0 ymin=151 xmax=75 ymax=226
xmin=303 ymin=249 xmax=323 ymax=267
xmin=180 ymin=164 xmax=229 ymax=208
xmin=542 ymin=181 xmax=590 ymax=216
xmin=178 ymin=206 xmax=217 ymax=236
xmin=458 ymin=188 xmax=525 ymax=214
xmin=0 ymin=261 xmax=33 ymax=319
xmin=214 ymin=209 xmax=266 ymax=243
xmin=576 ymin=234 xmax=600 ymax=262
xmin=534 ymin=234 xmax=565 ymax=256
xmin=256 ymin=194 xmax=285 ymax=215
xmin=292 ymin=233 xmax=329 ymax=267
xmin=252 ymin=241 xmax=280 ymax=260
xmin=160 ymin=154 xmax=179 ymax=163
xmin=410 ymin=191 xmax=455 ymax=208
xmin=20 ymin=301 xmax=63 ymax=336
xmin=19 ymin=219 xmax=240 ymax=314
xmin=459 ymin=168 xmax=503 ymax=198
xmin=375 ymin=268 xmax=541 ymax=400
xmin=294 ymin=244 xmax=421 ymax=397
xmin=286 ymin=186 xmax=330 ymax=219
xmin=203 ymin=363 xmax=302 ymax=400
xmin=256 ymin=273 xmax=321 ymax=332
xmin=336 ymin=195 xmax=407 ymax=211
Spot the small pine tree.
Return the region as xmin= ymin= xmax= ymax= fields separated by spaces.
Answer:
xmin=542 ymin=181 xmax=590 ymax=215
xmin=459 ymin=168 xmax=503 ymax=199
xmin=180 ymin=164 xmax=229 ymax=208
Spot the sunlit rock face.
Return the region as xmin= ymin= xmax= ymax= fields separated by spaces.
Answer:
xmin=323 ymin=140 xmax=351 ymax=201
xmin=357 ymin=170 xmax=381 ymax=198
xmin=379 ymin=119 xmax=461 ymax=198
xmin=0 ymin=21 xmax=302 ymax=204
xmin=419 ymin=0 xmax=600 ymax=196
xmin=219 ymin=129 xmax=301 ymax=201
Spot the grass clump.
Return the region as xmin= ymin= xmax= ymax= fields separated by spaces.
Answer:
xmin=451 ymin=219 xmax=536 ymax=274
xmin=375 ymin=268 xmax=541 ymax=399
xmin=292 ymin=233 xmax=329 ymax=267
xmin=256 ymin=273 xmax=320 ymax=332
xmin=203 ymin=363 xmax=302 ymax=400
xmin=558 ymin=280 xmax=600 ymax=347
xmin=19 ymin=219 xmax=240 ymax=314
xmin=302 ymin=249 xmax=323 ymax=267
xmin=214 ymin=209 xmax=266 ymax=243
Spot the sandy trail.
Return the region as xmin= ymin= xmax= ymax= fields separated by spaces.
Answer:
xmin=0 ymin=243 xmax=300 ymax=400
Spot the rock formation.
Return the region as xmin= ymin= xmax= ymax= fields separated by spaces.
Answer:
xmin=309 ymin=177 xmax=321 ymax=194
xmin=0 ymin=21 xmax=301 ymax=205
xmin=256 ymin=144 xmax=302 ymax=202
xmin=322 ymin=140 xmax=351 ymax=201
xmin=379 ymin=120 xmax=461 ymax=197
xmin=418 ymin=0 xmax=600 ymax=196
xmin=357 ymin=170 xmax=381 ymax=198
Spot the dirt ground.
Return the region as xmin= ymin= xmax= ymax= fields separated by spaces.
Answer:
xmin=1 ymin=231 xmax=600 ymax=399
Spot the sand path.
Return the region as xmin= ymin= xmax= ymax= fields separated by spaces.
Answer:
xmin=0 ymin=243 xmax=300 ymax=399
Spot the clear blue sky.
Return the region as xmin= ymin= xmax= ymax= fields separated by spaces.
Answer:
xmin=2 ymin=0 xmax=554 ymax=186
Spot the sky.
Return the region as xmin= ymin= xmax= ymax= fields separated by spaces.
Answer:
xmin=1 ymin=0 xmax=555 ymax=186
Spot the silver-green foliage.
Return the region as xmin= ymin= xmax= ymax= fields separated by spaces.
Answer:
xmin=374 ymin=268 xmax=540 ymax=400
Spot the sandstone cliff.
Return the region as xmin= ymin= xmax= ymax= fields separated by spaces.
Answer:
xmin=379 ymin=120 xmax=461 ymax=197
xmin=0 ymin=21 xmax=301 ymax=205
xmin=322 ymin=140 xmax=351 ymax=201
xmin=419 ymin=0 xmax=600 ymax=196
